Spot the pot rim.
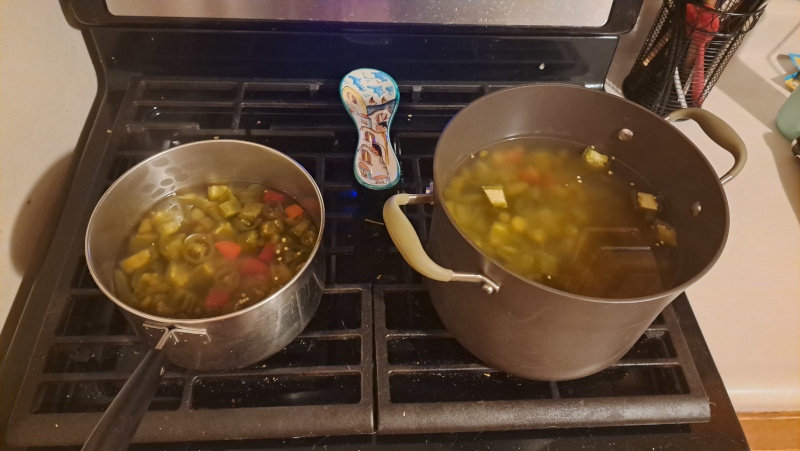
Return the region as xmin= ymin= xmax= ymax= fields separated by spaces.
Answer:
xmin=85 ymin=139 xmax=326 ymax=325
xmin=433 ymin=83 xmax=730 ymax=305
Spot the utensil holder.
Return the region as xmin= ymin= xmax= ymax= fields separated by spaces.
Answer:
xmin=623 ymin=0 xmax=765 ymax=115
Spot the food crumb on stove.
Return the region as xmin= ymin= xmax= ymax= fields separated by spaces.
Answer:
xmin=213 ymin=136 xmax=219 ymax=139
xmin=106 ymin=129 xmax=111 ymax=133
xmin=257 ymin=120 xmax=261 ymax=124
xmin=377 ymin=274 xmax=382 ymax=279
xmin=483 ymin=373 xmax=490 ymax=377
xmin=55 ymin=424 xmax=58 ymax=428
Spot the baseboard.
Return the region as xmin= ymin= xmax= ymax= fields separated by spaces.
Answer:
xmin=738 ymin=411 xmax=800 ymax=451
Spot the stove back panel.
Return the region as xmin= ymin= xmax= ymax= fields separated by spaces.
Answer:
xmin=89 ymin=28 xmax=617 ymax=89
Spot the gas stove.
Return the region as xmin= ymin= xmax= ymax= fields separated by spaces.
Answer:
xmin=0 ymin=1 xmax=748 ymax=449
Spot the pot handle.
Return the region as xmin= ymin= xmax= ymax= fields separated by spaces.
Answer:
xmin=665 ymin=108 xmax=747 ymax=185
xmin=383 ymin=193 xmax=500 ymax=294
xmin=82 ymin=326 xmax=172 ymax=451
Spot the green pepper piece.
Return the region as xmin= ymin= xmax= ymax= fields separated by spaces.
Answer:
xmin=212 ymin=221 xmax=236 ymax=241
xmin=159 ymin=232 xmax=186 ymax=261
xmin=237 ymin=230 xmax=259 ymax=254
xmin=202 ymin=201 xmax=223 ymax=221
xmin=261 ymin=201 xmax=284 ymax=220
xmin=168 ymin=261 xmax=191 ymax=287
xmin=214 ymin=264 xmax=241 ymax=291
xmin=127 ymin=233 xmax=159 ymax=254
xmin=271 ymin=262 xmax=293 ymax=285
xmin=232 ymin=215 xmax=262 ymax=232
xmin=156 ymin=221 xmax=180 ymax=237
xmin=240 ymin=202 xmax=264 ymax=220
xmin=290 ymin=220 xmax=310 ymax=237
xmin=208 ymin=185 xmax=233 ymax=202
xmin=197 ymin=216 xmax=215 ymax=232
xmin=299 ymin=228 xmax=317 ymax=247
xmin=237 ymin=185 xmax=264 ymax=204
xmin=219 ymin=198 xmax=243 ymax=218
xmin=182 ymin=234 xmax=215 ymax=264
xmin=260 ymin=219 xmax=285 ymax=237
xmin=120 ymin=249 xmax=152 ymax=274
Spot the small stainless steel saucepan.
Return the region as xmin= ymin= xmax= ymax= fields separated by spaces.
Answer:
xmin=83 ymin=140 xmax=325 ymax=451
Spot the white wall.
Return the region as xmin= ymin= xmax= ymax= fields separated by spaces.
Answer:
xmin=0 ymin=1 xmax=97 ymax=328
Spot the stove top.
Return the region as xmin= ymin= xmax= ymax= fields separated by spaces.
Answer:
xmin=1 ymin=76 xmax=747 ymax=450
xmin=0 ymin=2 xmax=748 ymax=449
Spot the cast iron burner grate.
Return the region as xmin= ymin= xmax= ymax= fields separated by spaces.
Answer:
xmin=4 ymin=78 xmax=709 ymax=447
xmin=373 ymin=286 xmax=709 ymax=434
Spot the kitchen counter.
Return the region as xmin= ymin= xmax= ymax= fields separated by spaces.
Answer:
xmin=1 ymin=0 xmax=798 ymax=415
xmin=608 ymin=0 xmax=800 ymax=414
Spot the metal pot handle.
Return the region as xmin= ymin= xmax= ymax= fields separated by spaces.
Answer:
xmin=81 ymin=327 xmax=171 ymax=451
xmin=82 ymin=325 xmax=208 ymax=451
xmin=383 ymin=193 xmax=500 ymax=294
xmin=665 ymin=108 xmax=747 ymax=185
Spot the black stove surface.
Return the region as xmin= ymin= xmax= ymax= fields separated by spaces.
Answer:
xmin=0 ymin=3 xmax=748 ymax=449
xmin=0 ymin=76 xmax=747 ymax=451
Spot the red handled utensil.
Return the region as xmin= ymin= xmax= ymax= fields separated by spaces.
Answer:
xmin=686 ymin=4 xmax=720 ymax=105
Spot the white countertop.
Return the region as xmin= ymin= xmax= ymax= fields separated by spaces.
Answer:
xmin=1 ymin=0 xmax=798 ymax=413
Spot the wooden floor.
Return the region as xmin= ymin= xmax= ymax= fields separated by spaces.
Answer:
xmin=738 ymin=412 xmax=800 ymax=451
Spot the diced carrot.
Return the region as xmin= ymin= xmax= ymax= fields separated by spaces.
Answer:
xmin=240 ymin=257 xmax=269 ymax=276
xmin=284 ymin=204 xmax=304 ymax=219
xmin=505 ymin=147 xmax=524 ymax=164
xmin=205 ymin=289 xmax=230 ymax=309
xmin=493 ymin=147 xmax=524 ymax=166
xmin=215 ymin=241 xmax=242 ymax=260
xmin=262 ymin=191 xmax=285 ymax=203
xmin=519 ymin=167 xmax=541 ymax=185
xmin=258 ymin=243 xmax=275 ymax=262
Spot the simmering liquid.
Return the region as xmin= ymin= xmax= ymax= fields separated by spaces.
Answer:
xmin=114 ymin=182 xmax=318 ymax=319
xmin=443 ymin=137 xmax=680 ymax=298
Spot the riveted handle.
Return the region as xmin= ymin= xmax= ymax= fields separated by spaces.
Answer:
xmin=383 ymin=193 xmax=500 ymax=294
xmin=666 ymin=108 xmax=747 ymax=185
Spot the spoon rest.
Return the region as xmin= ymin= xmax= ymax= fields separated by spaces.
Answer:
xmin=340 ymin=68 xmax=401 ymax=189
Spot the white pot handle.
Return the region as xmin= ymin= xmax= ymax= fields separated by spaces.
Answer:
xmin=383 ymin=193 xmax=500 ymax=294
xmin=666 ymin=108 xmax=747 ymax=185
